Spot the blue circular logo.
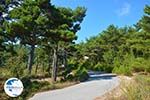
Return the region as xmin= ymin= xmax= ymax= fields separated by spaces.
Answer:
xmin=4 ymin=78 xmax=24 ymax=97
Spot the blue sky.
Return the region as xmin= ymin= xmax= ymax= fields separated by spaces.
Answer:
xmin=52 ymin=0 xmax=150 ymax=43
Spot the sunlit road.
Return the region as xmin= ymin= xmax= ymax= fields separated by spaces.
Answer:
xmin=30 ymin=72 xmax=119 ymax=100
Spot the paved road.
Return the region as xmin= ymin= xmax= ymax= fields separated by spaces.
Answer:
xmin=30 ymin=72 xmax=120 ymax=100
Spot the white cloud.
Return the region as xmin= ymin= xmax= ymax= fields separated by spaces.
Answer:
xmin=116 ymin=2 xmax=131 ymax=16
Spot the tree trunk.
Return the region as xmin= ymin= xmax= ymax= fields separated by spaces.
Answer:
xmin=64 ymin=49 xmax=67 ymax=68
xmin=47 ymin=52 xmax=51 ymax=74
xmin=35 ymin=58 xmax=39 ymax=74
xmin=42 ymin=62 xmax=45 ymax=73
xmin=52 ymin=47 xmax=58 ymax=82
xmin=27 ymin=45 xmax=35 ymax=74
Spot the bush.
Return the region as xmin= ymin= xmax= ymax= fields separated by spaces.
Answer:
xmin=5 ymin=56 xmax=26 ymax=78
xmin=65 ymin=73 xmax=74 ymax=81
xmin=112 ymin=56 xmax=149 ymax=75
xmin=113 ymin=66 xmax=132 ymax=76
xmin=61 ymin=59 xmax=79 ymax=81
xmin=94 ymin=62 xmax=113 ymax=73
xmin=79 ymin=68 xmax=89 ymax=82
xmin=94 ymin=63 xmax=104 ymax=71
xmin=74 ymin=66 xmax=89 ymax=82
xmin=131 ymin=58 xmax=150 ymax=73
xmin=63 ymin=59 xmax=89 ymax=82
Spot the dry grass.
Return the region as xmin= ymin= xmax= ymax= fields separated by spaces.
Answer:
xmin=95 ymin=76 xmax=133 ymax=100
xmin=95 ymin=74 xmax=150 ymax=100
xmin=122 ymin=74 xmax=150 ymax=100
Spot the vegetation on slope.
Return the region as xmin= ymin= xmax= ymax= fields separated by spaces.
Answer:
xmin=76 ymin=5 xmax=150 ymax=75
xmin=0 ymin=0 xmax=149 ymax=99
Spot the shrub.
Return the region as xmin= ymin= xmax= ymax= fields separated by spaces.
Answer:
xmin=131 ymin=58 xmax=150 ymax=73
xmin=94 ymin=63 xmax=113 ymax=73
xmin=74 ymin=66 xmax=89 ymax=82
xmin=94 ymin=63 xmax=104 ymax=71
xmin=5 ymin=56 xmax=26 ymax=78
xmin=61 ymin=59 xmax=79 ymax=81
xmin=113 ymin=66 xmax=132 ymax=76
xmin=64 ymin=59 xmax=89 ymax=82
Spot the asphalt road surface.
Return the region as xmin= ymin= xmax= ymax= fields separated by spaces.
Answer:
xmin=30 ymin=72 xmax=120 ymax=100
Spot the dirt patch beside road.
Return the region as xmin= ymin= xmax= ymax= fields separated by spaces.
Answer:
xmin=95 ymin=76 xmax=133 ymax=100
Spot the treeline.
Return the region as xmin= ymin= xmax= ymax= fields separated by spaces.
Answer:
xmin=0 ymin=1 xmax=149 ymax=84
xmin=76 ymin=5 xmax=150 ymax=75
xmin=0 ymin=0 xmax=86 ymax=82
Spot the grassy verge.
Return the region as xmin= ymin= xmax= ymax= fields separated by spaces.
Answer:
xmin=122 ymin=74 xmax=150 ymax=100
xmin=95 ymin=74 xmax=150 ymax=100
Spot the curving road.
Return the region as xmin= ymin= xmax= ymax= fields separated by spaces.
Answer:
xmin=30 ymin=72 xmax=120 ymax=100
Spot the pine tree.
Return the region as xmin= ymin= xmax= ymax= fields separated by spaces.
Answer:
xmin=42 ymin=6 xmax=86 ymax=82
xmin=6 ymin=0 xmax=50 ymax=74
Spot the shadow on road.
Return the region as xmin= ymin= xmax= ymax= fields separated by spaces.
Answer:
xmin=87 ymin=71 xmax=117 ymax=81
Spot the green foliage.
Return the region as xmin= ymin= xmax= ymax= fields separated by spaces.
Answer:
xmin=71 ymin=60 xmax=89 ymax=82
xmin=74 ymin=66 xmax=89 ymax=82
xmin=62 ymin=59 xmax=89 ymax=82
xmin=113 ymin=66 xmax=132 ymax=76
xmin=1 ymin=0 xmax=86 ymax=78
xmin=131 ymin=58 xmax=150 ymax=73
xmin=0 ymin=1 xmax=149 ymax=99
xmin=61 ymin=58 xmax=89 ymax=82
xmin=5 ymin=56 xmax=26 ymax=77
xmin=94 ymin=63 xmax=104 ymax=71
xmin=76 ymin=6 xmax=150 ymax=75
xmin=0 ymin=45 xmax=27 ymax=78
xmin=62 ymin=59 xmax=78 ymax=78
xmin=113 ymin=54 xmax=150 ymax=75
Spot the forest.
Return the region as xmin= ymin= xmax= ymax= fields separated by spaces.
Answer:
xmin=0 ymin=0 xmax=150 ymax=99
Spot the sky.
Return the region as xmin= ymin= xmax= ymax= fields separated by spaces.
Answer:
xmin=51 ymin=0 xmax=150 ymax=43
